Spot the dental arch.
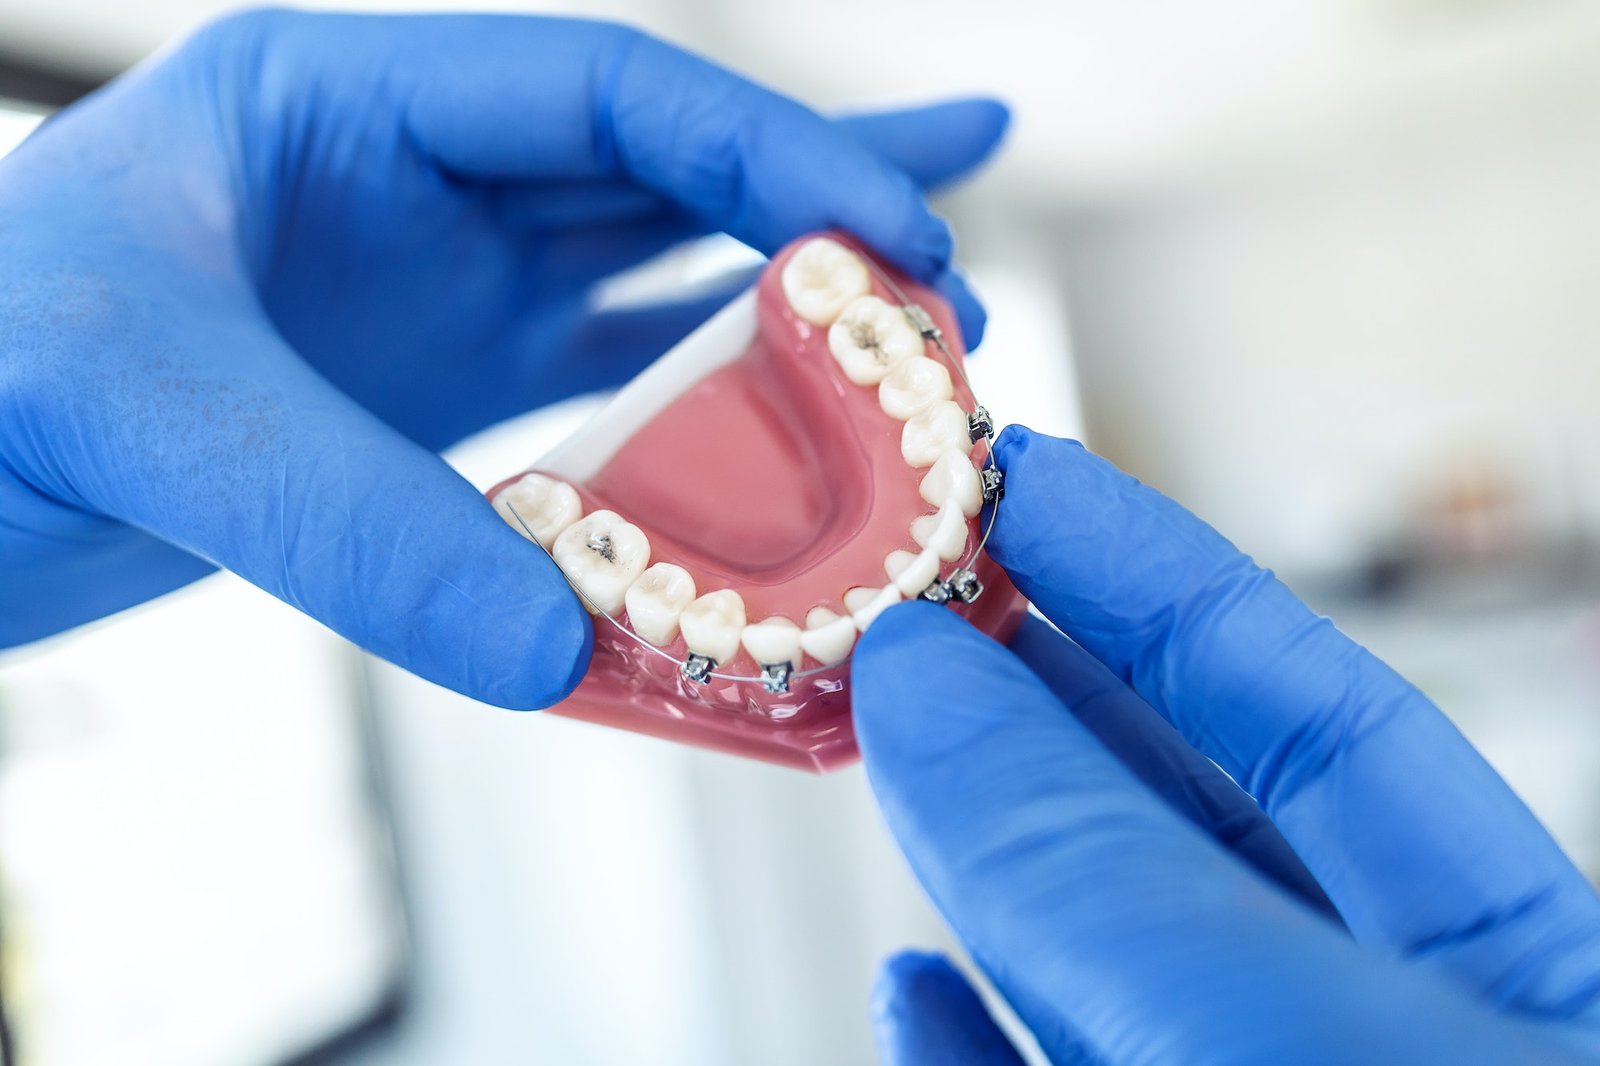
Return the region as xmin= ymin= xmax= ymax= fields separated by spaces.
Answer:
xmin=499 ymin=238 xmax=1003 ymax=695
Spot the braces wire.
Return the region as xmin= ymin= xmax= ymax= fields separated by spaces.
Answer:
xmin=505 ymin=264 xmax=1003 ymax=693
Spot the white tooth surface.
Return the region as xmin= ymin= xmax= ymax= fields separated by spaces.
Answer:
xmin=827 ymin=295 xmax=924 ymax=385
xmin=845 ymin=584 xmax=902 ymax=631
xmin=800 ymin=607 xmax=856 ymax=666
xmin=879 ymin=356 xmax=955 ymax=420
xmin=781 ymin=237 xmax=872 ymax=325
xmin=679 ymin=589 xmax=747 ymax=665
xmin=920 ymin=451 xmax=985 ymax=517
xmin=912 ymin=502 xmax=969 ymax=562
xmin=885 ymin=548 xmax=942 ymax=598
xmin=901 ymin=401 xmax=972 ymax=468
xmin=624 ymin=563 xmax=696 ymax=646
xmin=493 ymin=473 xmax=582 ymax=548
xmin=742 ymin=616 xmax=803 ymax=668
xmin=551 ymin=510 xmax=651 ymax=615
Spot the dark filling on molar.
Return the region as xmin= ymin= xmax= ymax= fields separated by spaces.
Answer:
xmin=588 ymin=533 xmax=618 ymax=563
xmin=849 ymin=321 xmax=888 ymax=365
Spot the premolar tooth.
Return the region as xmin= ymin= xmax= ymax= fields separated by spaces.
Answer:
xmin=912 ymin=502 xmax=969 ymax=562
xmin=885 ymin=548 xmax=942 ymax=598
xmin=624 ymin=563 xmax=696 ymax=646
xmin=901 ymin=401 xmax=972 ymax=468
xmin=679 ymin=589 xmax=747 ymax=665
xmin=492 ymin=473 xmax=582 ymax=548
xmin=844 ymin=584 xmax=902 ymax=631
xmin=551 ymin=510 xmax=650 ymax=615
xmin=800 ymin=606 xmax=856 ymax=666
xmin=827 ymin=295 xmax=923 ymax=385
xmin=920 ymin=451 xmax=985 ymax=518
xmin=741 ymin=616 xmax=803 ymax=669
xmin=781 ymin=237 xmax=872 ymax=325
xmin=879 ymin=357 xmax=954 ymax=420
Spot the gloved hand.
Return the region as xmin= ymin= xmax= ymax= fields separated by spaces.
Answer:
xmin=0 ymin=11 xmax=1006 ymax=707
xmin=854 ymin=426 xmax=1600 ymax=1065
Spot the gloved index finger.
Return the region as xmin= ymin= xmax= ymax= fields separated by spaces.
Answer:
xmin=989 ymin=426 xmax=1600 ymax=1020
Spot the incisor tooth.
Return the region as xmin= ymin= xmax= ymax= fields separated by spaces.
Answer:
xmin=493 ymin=473 xmax=582 ymax=548
xmin=901 ymin=401 xmax=972 ymax=468
xmin=827 ymin=296 xmax=923 ymax=385
xmin=800 ymin=607 xmax=856 ymax=666
xmin=781 ymin=237 xmax=872 ymax=326
xmin=920 ymin=451 xmax=984 ymax=517
xmin=844 ymin=584 xmax=901 ymax=631
xmin=885 ymin=549 xmax=942 ymax=598
xmin=624 ymin=563 xmax=696 ymax=646
xmin=742 ymin=616 xmax=803 ymax=669
xmin=679 ymin=589 xmax=747 ymax=665
xmin=879 ymin=356 xmax=954 ymax=420
xmin=552 ymin=510 xmax=650 ymax=615
xmin=912 ymin=502 xmax=969 ymax=562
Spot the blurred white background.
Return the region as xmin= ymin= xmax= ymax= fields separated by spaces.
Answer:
xmin=4 ymin=0 xmax=1600 ymax=1063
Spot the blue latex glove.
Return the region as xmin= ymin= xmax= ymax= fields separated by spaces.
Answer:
xmin=855 ymin=426 xmax=1600 ymax=1065
xmin=0 ymin=11 xmax=1007 ymax=706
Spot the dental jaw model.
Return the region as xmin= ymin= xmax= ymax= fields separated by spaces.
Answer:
xmin=489 ymin=234 xmax=1027 ymax=771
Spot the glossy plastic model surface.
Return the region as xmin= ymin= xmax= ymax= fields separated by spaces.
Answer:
xmin=488 ymin=234 xmax=1027 ymax=771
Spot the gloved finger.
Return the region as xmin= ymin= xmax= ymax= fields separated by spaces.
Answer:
xmin=855 ymin=604 xmax=1571 ymax=1065
xmin=246 ymin=14 xmax=968 ymax=280
xmin=1008 ymin=615 xmax=1339 ymax=923
xmin=871 ymin=951 xmax=1036 ymax=1066
xmin=990 ymin=426 xmax=1600 ymax=1017
xmin=491 ymin=99 xmax=1009 ymax=234
xmin=835 ymin=99 xmax=1011 ymax=194
xmin=52 ymin=319 xmax=590 ymax=710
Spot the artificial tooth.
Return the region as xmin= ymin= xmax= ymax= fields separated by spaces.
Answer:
xmin=741 ymin=616 xmax=803 ymax=670
xmin=679 ymin=589 xmax=747 ymax=665
xmin=844 ymin=584 xmax=902 ymax=631
xmin=551 ymin=510 xmax=651 ymax=615
xmin=781 ymin=237 xmax=872 ymax=326
xmin=911 ymin=502 xmax=969 ymax=562
xmin=879 ymin=356 xmax=955 ymax=420
xmin=492 ymin=473 xmax=582 ymax=548
xmin=920 ymin=451 xmax=985 ymax=518
xmin=885 ymin=548 xmax=942 ymax=598
xmin=901 ymin=401 xmax=972 ymax=468
xmin=827 ymin=295 xmax=924 ymax=385
xmin=624 ymin=563 xmax=696 ymax=646
xmin=800 ymin=606 xmax=856 ymax=666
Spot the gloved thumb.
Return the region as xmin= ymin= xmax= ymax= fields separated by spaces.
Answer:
xmin=57 ymin=325 xmax=590 ymax=709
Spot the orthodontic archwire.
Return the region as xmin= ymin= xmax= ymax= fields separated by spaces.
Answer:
xmin=503 ymin=268 xmax=1002 ymax=696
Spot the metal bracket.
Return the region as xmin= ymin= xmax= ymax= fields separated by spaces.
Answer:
xmin=968 ymin=405 xmax=993 ymax=443
xmin=981 ymin=467 xmax=1005 ymax=503
xmin=682 ymin=654 xmax=716 ymax=684
xmin=759 ymin=662 xmax=793 ymax=695
xmin=901 ymin=303 xmax=943 ymax=342
xmin=948 ymin=568 xmax=984 ymax=604
xmin=919 ymin=579 xmax=953 ymax=604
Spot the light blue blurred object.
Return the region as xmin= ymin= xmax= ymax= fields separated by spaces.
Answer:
xmin=856 ymin=426 xmax=1600 ymax=1065
xmin=0 ymin=10 xmax=1006 ymax=706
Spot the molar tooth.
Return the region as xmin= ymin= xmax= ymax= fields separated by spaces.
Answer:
xmin=800 ymin=606 xmax=856 ymax=666
xmin=912 ymin=502 xmax=969 ymax=562
xmin=679 ymin=589 xmax=747 ymax=666
xmin=741 ymin=616 xmax=803 ymax=670
xmin=551 ymin=510 xmax=651 ymax=615
xmin=827 ymin=295 xmax=924 ymax=385
xmin=885 ymin=548 xmax=942 ymax=598
xmin=879 ymin=356 xmax=955 ymax=420
xmin=920 ymin=451 xmax=985 ymax=518
xmin=901 ymin=401 xmax=972 ymax=468
xmin=781 ymin=237 xmax=872 ymax=325
xmin=844 ymin=584 xmax=902 ymax=632
xmin=624 ymin=563 xmax=696 ymax=646
xmin=492 ymin=473 xmax=582 ymax=548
